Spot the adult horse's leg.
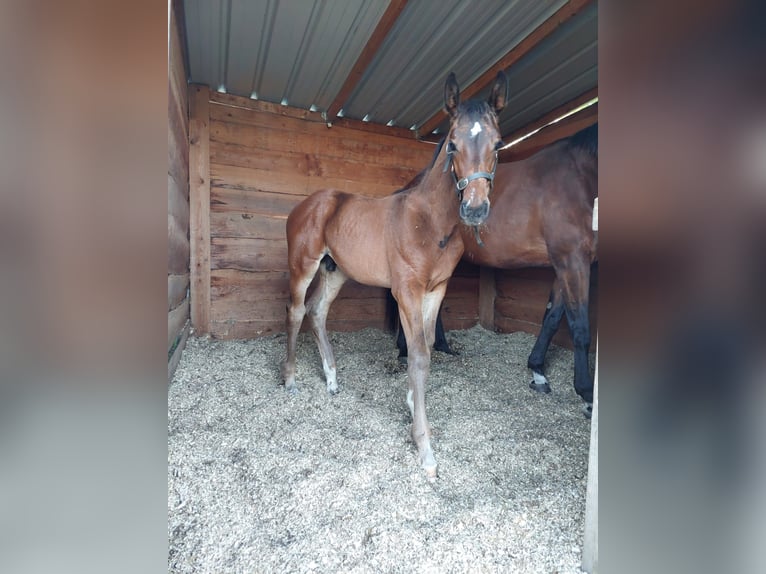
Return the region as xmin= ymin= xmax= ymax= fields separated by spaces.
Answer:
xmin=282 ymin=257 xmax=321 ymax=393
xmin=433 ymin=310 xmax=456 ymax=355
xmin=306 ymin=257 xmax=347 ymax=394
xmin=423 ymin=286 xmax=447 ymax=352
xmin=564 ymin=301 xmax=593 ymax=407
xmin=395 ymin=285 xmax=439 ymax=478
xmin=559 ymin=261 xmax=594 ymax=413
xmin=527 ymin=277 xmax=566 ymax=394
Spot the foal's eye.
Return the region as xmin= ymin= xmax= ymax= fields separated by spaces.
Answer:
xmin=446 ymin=141 xmax=457 ymax=154
xmin=494 ymin=140 xmax=505 ymax=151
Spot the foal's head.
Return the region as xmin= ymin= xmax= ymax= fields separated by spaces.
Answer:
xmin=443 ymin=71 xmax=508 ymax=226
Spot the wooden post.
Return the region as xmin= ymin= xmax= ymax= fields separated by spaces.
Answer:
xmin=189 ymin=84 xmax=211 ymax=334
xmin=478 ymin=266 xmax=496 ymax=330
xmin=582 ymin=338 xmax=598 ymax=572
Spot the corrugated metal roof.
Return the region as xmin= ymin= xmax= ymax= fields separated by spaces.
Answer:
xmin=182 ymin=0 xmax=597 ymax=139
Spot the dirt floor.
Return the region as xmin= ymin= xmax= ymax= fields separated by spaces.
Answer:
xmin=168 ymin=325 xmax=593 ymax=573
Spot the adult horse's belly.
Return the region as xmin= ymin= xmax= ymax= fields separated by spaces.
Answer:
xmin=459 ymin=223 xmax=550 ymax=269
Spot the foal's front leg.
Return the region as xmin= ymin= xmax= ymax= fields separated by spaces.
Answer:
xmin=396 ymin=288 xmax=439 ymax=479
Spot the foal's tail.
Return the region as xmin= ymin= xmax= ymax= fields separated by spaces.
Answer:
xmin=385 ymin=290 xmax=400 ymax=333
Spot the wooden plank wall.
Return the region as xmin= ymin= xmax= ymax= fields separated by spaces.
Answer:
xmin=168 ymin=0 xmax=190 ymax=376
xmin=198 ymin=92 xmax=439 ymax=339
xmin=441 ymin=261 xmax=480 ymax=330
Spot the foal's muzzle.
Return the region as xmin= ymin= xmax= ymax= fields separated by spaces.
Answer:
xmin=459 ymin=199 xmax=490 ymax=226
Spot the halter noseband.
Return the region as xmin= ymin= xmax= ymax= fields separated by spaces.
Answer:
xmin=443 ymin=148 xmax=498 ymax=199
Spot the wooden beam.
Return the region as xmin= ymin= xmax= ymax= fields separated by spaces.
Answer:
xmin=325 ymin=0 xmax=409 ymax=121
xmin=502 ymin=86 xmax=597 ymax=145
xmin=189 ymin=84 xmax=211 ymax=334
xmin=417 ymin=0 xmax=594 ymax=137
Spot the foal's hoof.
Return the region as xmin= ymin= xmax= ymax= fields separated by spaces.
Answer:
xmin=284 ymin=381 xmax=299 ymax=394
xmin=327 ymin=384 xmax=338 ymax=395
xmin=421 ymin=452 xmax=438 ymax=480
xmin=398 ymin=355 xmax=408 ymax=366
xmin=529 ymin=380 xmax=552 ymax=394
xmin=583 ymin=402 xmax=593 ymax=419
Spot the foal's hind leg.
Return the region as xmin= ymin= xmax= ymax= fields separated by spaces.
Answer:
xmin=282 ymin=257 xmax=322 ymax=392
xmin=527 ymin=277 xmax=566 ymax=394
xmin=306 ymin=258 xmax=347 ymax=394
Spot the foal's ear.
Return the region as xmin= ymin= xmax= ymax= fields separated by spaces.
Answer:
xmin=444 ymin=72 xmax=460 ymax=118
xmin=487 ymin=70 xmax=508 ymax=114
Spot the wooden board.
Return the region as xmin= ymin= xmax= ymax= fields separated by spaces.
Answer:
xmin=211 ymin=237 xmax=287 ymax=272
xmin=168 ymin=299 xmax=190 ymax=352
xmin=210 ymin=211 xmax=286 ymax=240
xmin=210 ymin=101 xmax=428 ymax=157
xmin=210 ymin=317 xmax=389 ymax=340
xmin=210 ymin=160 xmax=411 ymax=198
xmin=168 ymin=215 xmax=190 ymax=276
xmin=168 ymin=273 xmax=190 ymax=311
xmin=211 ymin=295 xmax=387 ymax=324
xmin=210 ymin=139 xmax=422 ymax=188
xmin=189 ymin=84 xmax=211 ymax=333
xmin=168 ymin=172 xmax=189 ymax=229
xmin=210 ymin=186 xmax=303 ymax=216
xmin=168 ymin=323 xmax=190 ymax=380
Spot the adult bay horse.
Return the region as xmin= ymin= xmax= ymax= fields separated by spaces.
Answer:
xmin=393 ymin=123 xmax=598 ymax=413
xmin=282 ymin=72 xmax=509 ymax=478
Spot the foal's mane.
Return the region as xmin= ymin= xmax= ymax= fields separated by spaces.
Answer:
xmin=393 ymin=137 xmax=445 ymax=195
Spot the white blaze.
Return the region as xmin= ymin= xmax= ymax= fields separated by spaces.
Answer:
xmin=470 ymin=121 xmax=482 ymax=137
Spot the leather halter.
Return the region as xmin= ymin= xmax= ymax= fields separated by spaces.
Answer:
xmin=443 ymin=147 xmax=498 ymax=200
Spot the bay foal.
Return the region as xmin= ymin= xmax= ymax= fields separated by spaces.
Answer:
xmin=282 ymin=72 xmax=508 ymax=477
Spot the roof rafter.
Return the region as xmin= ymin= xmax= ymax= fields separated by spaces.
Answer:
xmin=499 ymin=101 xmax=598 ymax=163
xmin=416 ymin=0 xmax=594 ymax=138
xmin=502 ymin=86 xmax=597 ymax=144
xmin=325 ymin=0 xmax=409 ymax=123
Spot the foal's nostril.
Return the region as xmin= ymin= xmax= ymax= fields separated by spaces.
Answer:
xmin=459 ymin=201 xmax=490 ymax=224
